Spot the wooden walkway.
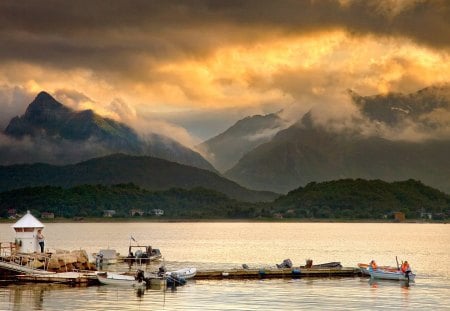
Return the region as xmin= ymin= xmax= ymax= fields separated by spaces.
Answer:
xmin=0 ymin=244 xmax=97 ymax=285
xmin=16 ymin=271 xmax=98 ymax=285
xmin=195 ymin=267 xmax=362 ymax=280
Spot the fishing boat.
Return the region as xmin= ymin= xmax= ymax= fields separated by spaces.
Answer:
xmin=358 ymin=263 xmax=398 ymax=276
xmin=165 ymin=267 xmax=197 ymax=279
xmin=123 ymin=245 xmax=162 ymax=265
xmin=369 ymin=268 xmax=415 ymax=282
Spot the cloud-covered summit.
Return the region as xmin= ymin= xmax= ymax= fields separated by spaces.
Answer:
xmin=0 ymin=1 xmax=449 ymax=142
xmin=1 ymin=91 xmax=215 ymax=170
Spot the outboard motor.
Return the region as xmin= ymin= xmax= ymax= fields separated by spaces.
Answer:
xmin=157 ymin=265 xmax=166 ymax=277
xmin=96 ymin=253 xmax=104 ymax=267
xmin=135 ymin=249 xmax=143 ymax=258
xmin=135 ymin=269 xmax=145 ymax=283
xmin=276 ymin=259 xmax=293 ymax=269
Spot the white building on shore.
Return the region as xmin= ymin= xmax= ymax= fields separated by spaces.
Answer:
xmin=12 ymin=211 xmax=45 ymax=253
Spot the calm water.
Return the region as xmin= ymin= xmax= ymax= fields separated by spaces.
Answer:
xmin=0 ymin=222 xmax=449 ymax=310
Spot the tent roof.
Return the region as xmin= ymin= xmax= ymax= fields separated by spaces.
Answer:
xmin=12 ymin=211 xmax=44 ymax=228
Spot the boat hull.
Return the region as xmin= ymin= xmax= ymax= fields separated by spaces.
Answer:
xmin=369 ymin=270 xmax=415 ymax=281
xmin=358 ymin=263 xmax=399 ymax=276
xmin=166 ymin=267 xmax=197 ymax=279
xmin=97 ymin=273 xmax=146 ymax=287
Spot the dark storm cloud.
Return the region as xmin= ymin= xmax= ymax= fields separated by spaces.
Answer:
xmin=0 ymin=0 xmax=448 ymax=77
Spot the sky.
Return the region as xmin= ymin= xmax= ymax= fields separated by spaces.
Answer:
xmin=0 ymin=0 xmax=449 ymax=144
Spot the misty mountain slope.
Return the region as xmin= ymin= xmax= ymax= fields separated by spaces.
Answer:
xmin=2 ymin=91 xmax=215 ymax=171
xmin=0 ymin=153 xmax=278 ymax=202
xmin=224 ymin=87 xmax=450 ymax=194
xmin=197 ymin=112 xmax=288 ymax=172
xmin=225 ymin=122 xmax=450 ymax=193
xmin=350 ymin=84 xmax=450 ymax=127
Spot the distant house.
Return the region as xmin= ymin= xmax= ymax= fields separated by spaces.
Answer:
xmin=273 ymin=213 xmax=284 ymax=219
xmin=103 ymin=210 xmax=116 ymax=217
xmin=151 ymin=209 xmax=164 ymax=216
xmin=41 ymin=212 xmax=55 ymax=219
xmin=130 ymin=209 xmax=145 ymax=217
xmin=7 ymin=209 xmax=17 ymax=219
xmin=393 ymin=211 xmax=405 ymax=222
xmin=420 ymin=212 xmax=432 ymax=220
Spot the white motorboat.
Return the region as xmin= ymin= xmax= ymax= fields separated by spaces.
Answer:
xmin=97 ymin=272 xmax=146 ymax=287
xmin=166 ymin=267 xmax=197 ymax=279
xmin=96 ymin=249 xmax=118 ymax=265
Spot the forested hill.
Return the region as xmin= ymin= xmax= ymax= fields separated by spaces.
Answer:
xmin=0 ymin=153 xmax=278 ymax=203
xmin=0 ymin=184 xmax=259 ymax=219
xmin=271 ymin=179 xmax=450 ymax=219
xmin=0 ymin=179 xmax=449 ymax=220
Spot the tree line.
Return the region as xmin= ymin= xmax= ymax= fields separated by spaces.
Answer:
xmin=1 ymin=179 xmax=449 ymax=220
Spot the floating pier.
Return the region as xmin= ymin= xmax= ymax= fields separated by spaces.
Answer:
xmin=194 ymin=267 xmax=362 ymax=280
xmin=15 ymin=271 xmax=98 ymax=285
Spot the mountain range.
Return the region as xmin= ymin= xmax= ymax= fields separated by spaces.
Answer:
xmin=221 ymin=85 xmax=450 ymax=193
xmin=0 ymin=153 xmax=278 ymax=202
xmin=2 ymin=85 xmax=450 ymax=197
xmin=2 ymin=91 xmax=215 ymax=171
xmin=197 ymin=112 xmax=289 ymax=171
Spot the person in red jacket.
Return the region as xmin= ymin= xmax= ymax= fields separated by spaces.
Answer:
xmin=401 ymin=261 xmax=411 ymax=279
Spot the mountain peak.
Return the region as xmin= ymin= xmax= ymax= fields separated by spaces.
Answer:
xmin=27 ymin=91 xmax=66 ymax=113
xmin=3 ymin=91 xmax=216 ymax=172
xmin=35 ymin=91 xmax=54 ymax=101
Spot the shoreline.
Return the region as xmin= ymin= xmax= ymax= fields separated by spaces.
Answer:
xmin=0 ymin=217 xmax=447 ymax=224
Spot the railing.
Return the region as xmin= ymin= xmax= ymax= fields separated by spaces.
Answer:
xmin=0 ymin=241 xmax=52 ymax=274
xmin=0 ymin=242 xmax=17 ymax=257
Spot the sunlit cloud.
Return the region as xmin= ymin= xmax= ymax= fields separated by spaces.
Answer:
xmin=0 ymin=0 xmax=449 ymax=143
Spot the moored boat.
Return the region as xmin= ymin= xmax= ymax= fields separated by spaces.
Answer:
xmin=123 ymin=245 xmax=162 ymax=265
xmin=94 ymin=249 xmax=118 ymax=265
xmin=96 ymin=272 xmax=147 ymax=287
xmin=165 ymin=267 xmax=197 ymax=279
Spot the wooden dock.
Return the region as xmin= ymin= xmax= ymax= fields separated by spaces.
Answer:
xmin=194 ymin=267 xmax=362 ymax=280
xmin=15 ymin=271 xmax=99 ymax=285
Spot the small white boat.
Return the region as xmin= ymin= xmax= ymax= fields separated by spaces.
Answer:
xmin=97 ymin=272 xmax=146 ymax=287
xmin=369 ymin=269 xmax=415 ymax=282
xmin=96 ymin=249 xmax=118 ymax=265
xmin=166 ymin=267 xmax=197 ymax=279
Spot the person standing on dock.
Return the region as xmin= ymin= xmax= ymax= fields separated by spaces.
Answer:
xmin=37 ymin=229 xmax=45 ymax=253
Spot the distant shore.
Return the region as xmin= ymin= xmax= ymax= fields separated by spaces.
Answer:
xmin=0 ymin=217 xmax=447 ymax=224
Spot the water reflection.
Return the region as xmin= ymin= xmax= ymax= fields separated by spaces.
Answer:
xmin=368 ymin=277 xmax=414 ymax=289
xmin=0 ymin=223 xmax=449 ymax=310
xmin=6 ymin=284 xmax=66 ymax=311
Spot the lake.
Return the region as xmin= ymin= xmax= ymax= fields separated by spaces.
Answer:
xmin=0 ymin=222 xmax=449 ymax=310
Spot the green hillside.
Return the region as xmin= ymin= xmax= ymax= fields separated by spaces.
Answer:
xmin=270 ymin=179 xmax=450 ymax=219
xmin=0 ymin=179 xmax=448 ymax=221
xmin=0 ymin=184 xmax=260 ymax=219
xmin=0 ymin=154 xmax=278 ymax=203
